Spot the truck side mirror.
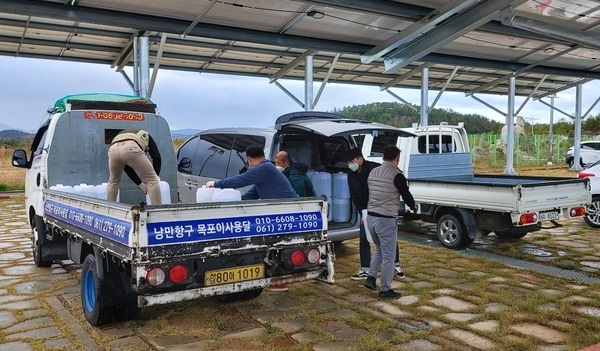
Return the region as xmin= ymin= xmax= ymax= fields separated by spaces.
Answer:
xmin=12 ymin=149 xmax=29 ymax=168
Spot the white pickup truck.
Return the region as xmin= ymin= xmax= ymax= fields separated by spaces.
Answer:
xmin=12 ymin=94 xmax=334 ymax=325
xmin=362 ymin=122 xmax=590 ymax=249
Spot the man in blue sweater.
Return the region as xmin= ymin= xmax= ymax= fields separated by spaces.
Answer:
xmin=206 ymin=144 xmax=299 ymax=200
xmin=205 ymin=144 xmax=298 ymax=292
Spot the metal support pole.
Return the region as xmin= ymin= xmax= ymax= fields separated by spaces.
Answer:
xmin=420 ymin=67 xmax=429 ymax=126
xmin=132 ymin=36 xmax=139 ymax=96
xmin=139 ymin=36 xmax=150 ymax=98
xmin=305 ymin=55 xmax=313 ymax=111
xmin=547 ymin=94 xmax=555 ymax=164
xmin=572 ymin=85 xmax=583 ymax=171
xmin=504 ymin=76 xmax=516 ymax=175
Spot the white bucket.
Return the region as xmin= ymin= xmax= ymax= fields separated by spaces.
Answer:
xmin=332 ymin=197 xmax=350 ymax=222
xmin=212 ymin=188 xmax=242 ymax=202
xmin=332 ymin=172 xmax=350 ymax=199
xmin=196 ymin=186 xmax=215 ymax=202
xmin=312 ymin=172 xmax=332 ymax=198
xmin=145 ymin=181 xmax=171 ymax=205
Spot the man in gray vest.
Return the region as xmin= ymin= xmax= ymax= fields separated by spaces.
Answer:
xmin=363 ymin=145 xmax=417 ymax=299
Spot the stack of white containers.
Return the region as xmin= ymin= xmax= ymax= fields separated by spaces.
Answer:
xmin=196 ymin=186 xmax=242 ymax=203
xmin=332 ymin=172 xmax=351 ymax=222
xmin=50 ymin=181 xmax=175 ymax=204
xmin=311 ymin=172 xmax=333 ymax=221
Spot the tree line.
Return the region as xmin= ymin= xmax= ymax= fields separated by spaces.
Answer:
xmin=332 ymin=102 xmax=600 ymax=136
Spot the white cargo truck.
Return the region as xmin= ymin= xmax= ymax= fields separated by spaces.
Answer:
xmin=362 ymin=122 xmax=590 ymax=249
xmin=12 ymin=94 xmax=334 ymax=325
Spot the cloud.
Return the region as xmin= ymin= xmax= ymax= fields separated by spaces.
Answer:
xmin=1 ymin=55 xmax=599 ymax=132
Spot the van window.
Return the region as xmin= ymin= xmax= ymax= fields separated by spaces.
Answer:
xmin=227 ymin=134 xmax=266 ymax=177
xmin=369 ymin=133 xmax=399 ymax=157
xmin=321 ymin=138 xmax=348 ymax=169
xmin=194 ymin=134 xmax=237 ymax=179
xmin=417 ymin=135 xmax=456 ymax=154
xmin=177 ymin=137 xmax=200 ymax=175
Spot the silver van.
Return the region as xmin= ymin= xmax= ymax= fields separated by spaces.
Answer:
xmin=176 ymin=111 xmax=414 ymax=243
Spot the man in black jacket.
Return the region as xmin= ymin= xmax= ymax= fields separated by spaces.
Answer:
xmin=346 ymin=147 xmax=404 ymax=280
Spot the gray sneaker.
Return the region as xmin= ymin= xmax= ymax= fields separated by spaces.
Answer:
xmin=378 ymin=289 xmax=401 ymax=299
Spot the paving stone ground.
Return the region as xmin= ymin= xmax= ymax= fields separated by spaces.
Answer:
xmin=0 ymin=193 xmax=599 ymax=351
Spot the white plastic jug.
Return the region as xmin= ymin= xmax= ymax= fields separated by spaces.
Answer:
xmin=50 ymin=184 xmax=74 ymax=193
xmin=196 ymin=186 xmax=215 ymax=203
xmin=312 ymin=172 xmax=332 ymax=198
xmin=332 ymin=197 xmax=351 ymax=222
xmin=145 ymin=181 xmax=171 ymax=205
xmin=332 ymin=172 xmax=350 ymax=199
xmin=212 ymin=188 xmax=242 ymax=202
xmin=306 ymin=169 xmax=316 ymax=180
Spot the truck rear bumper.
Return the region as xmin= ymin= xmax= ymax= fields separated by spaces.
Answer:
xmin=138 ymin=268 xmax=330 ymax=307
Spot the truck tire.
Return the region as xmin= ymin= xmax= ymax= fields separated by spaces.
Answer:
xmin=216 ymin=288 xmax=263 ymax=303
xmin=436 ymin=214 xmax=473 ymax=249
xmin=494 ymin=231 xmax=528 ymax=240
xmin=32 ymin=215 xmax=52 ymax=267
xmin=81 ymin=254 xmax=116 ymax=326
xmin=115 ymin=300 xmax=141 ymax=322
xmin=584 ymin=195 xmax=600 ymax=228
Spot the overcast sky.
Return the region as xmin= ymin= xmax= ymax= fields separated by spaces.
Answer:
xmin=1 ymin=55 xmax=599 ymax=133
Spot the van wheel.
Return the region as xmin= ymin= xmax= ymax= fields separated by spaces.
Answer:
xmin=494 ymin=231 xmax=528 ymax=240
xmin=81 ymin=254 xmax=116 ymax=326
xmin=436 ymin=214 xmax=473 ymax=249
xmin=584 ymin=195 xmax=600 ymax=228
xmin=32 ymin=215 xmax=52 ymax=267
xmin=216 ymin=288 xmax=263 ymax=303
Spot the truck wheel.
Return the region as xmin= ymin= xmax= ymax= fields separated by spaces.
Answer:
xmin=494 ymin=231 xmax=528 ymax=240
xmin=115 ymin=300 xmax=141 ymax=322
xmin=216 ymin=288 xmax=263 ymax=303
xmin=81 ymin=254 xmax=116 ymax=326
xmin=584 ymin=195 xmax=600 ymax=228
xmin=32 ymin=215 xmax=52 ymax=267
xmin=436 ymin=214 xmax=473 ymax=249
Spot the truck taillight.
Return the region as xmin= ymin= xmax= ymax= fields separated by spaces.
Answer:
xmin=290 ymin=251 xmax=305 ymax=266
xmin=519 ymin=213 xmax=537 ymax=225
xmin=169 ymin=264 xmax=188 ymax=284
xmin=570 ymin=207 xmax=586 ymax=217
xmin=306 ymin=248 xmax=320 ymax=264
xmin=578 ymin=172 xmax=594 ymax=179
xmin=146 ymin=267 xmax=166 ymax=287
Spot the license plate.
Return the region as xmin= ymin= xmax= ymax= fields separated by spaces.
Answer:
xmin=539 ymin=211 xmax=559 ymax=221
xmin=204 ymin=264 xmax=264 ymax=286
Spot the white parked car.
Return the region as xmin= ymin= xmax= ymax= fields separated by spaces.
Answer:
xmin=566 ymin=141 xmax=600 ymax=167
xmin=578 ymin=160 xmax=600 ymax=227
